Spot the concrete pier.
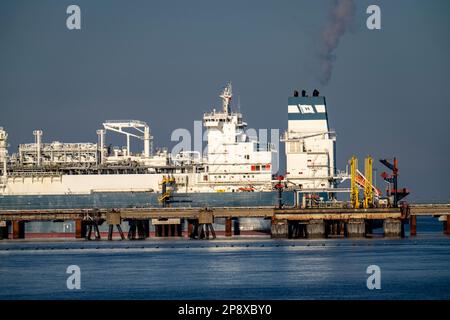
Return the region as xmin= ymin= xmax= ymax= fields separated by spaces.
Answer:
xmin=383 ymin=219 xmax=403 ymax=237
xmin=271 ymin=219 xmax=288 ymax=239
xmin=306 ymin=220 xmax=325 ymax=239
xmin=346 ymin=219 xmax=366 ymax=238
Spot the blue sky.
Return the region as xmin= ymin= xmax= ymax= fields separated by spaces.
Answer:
xmin=1 ymin=0 xmax=449 ymax=202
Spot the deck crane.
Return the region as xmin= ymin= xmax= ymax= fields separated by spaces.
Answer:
xmin=102 ymin=120 xmax=152 ymax=158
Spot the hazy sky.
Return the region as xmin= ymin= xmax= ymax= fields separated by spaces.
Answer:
xmin=1 ymin=0 xmax=449 ymax=202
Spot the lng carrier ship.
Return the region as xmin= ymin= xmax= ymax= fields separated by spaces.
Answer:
xmin=0 ymin=83 xmax=356 ymax=235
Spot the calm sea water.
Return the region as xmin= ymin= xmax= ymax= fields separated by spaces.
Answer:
xmin=0 ymin=216 xmax=449 ymax=300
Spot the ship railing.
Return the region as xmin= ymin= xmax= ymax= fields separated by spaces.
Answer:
xmin=7 ymin=170 xmax=62 ymax=177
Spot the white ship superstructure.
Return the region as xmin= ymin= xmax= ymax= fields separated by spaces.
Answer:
xmin=203 ymin=83 xmax=276 ymax=191
xmin=0 ymin=83 xmax=277 ymax=196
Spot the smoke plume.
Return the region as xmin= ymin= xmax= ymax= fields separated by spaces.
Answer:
xmin=319 ymin=0 xmax=355 ymax=85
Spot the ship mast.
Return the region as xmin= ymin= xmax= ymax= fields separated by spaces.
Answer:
xmin=220 ymin=82 xmax=232 ymax=114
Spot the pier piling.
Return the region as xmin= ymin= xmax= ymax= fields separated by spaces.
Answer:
xmin=75 ymin=219 xmax=86 ymax=239
xmin=346 ymin=219 xmax=366 ymax=238
xmin=129 ymin=219 xmax=146 ymax=239
xmin=117 ymin=225 xmax=125 ymax=239
xmin=193 ymin=210 xmax=216 ymax=239
xmin=127 ymin=220 xmax=136 ymax=240
xmin=306 ymin=220 xmax=325 ymax=239
xmin=225 ymin=218 xmax=232 ymax=237
xmin=177 ymin=221 xmax=183 ymax=237
xmin=189 ymin=221 xmax=198 ymax=239
xmin=383 ymin=219 xmax=403 ymax=237
xmin=445 ymin=216 xmax=450 ymax=235
xmin=86 ymin=221 xmax=101 ymax=240
xmin=187 ymin=220 xmax=194 ymax=237
xmin=189 ymin=212 xmax=216 ymax=240
xmin=105 ymin=212 xmax=125 ymax=240
xmin=233 ymin=218 xmax=240 ymax=235
xmin=288 ymin=221 xmax=307 ymax=238
xmin=136 ymin=220 xmax=146 ymax=239
xmin=12 ymin=221 xmax=25 ymax=239
xmin=410 ymin=215 xmax=417 ymax=236
xmin=189 ymin=220 xmax=216 ymax=240
xmin=271 ymin=219 xmax=288 ymax=239
xmin=3 ymin=204 xmax=442 ymax=240
xmin=325 ymin=220 xmax=345 ymax=237
xmin=152 ymin=219 xmax=182 ymax=237
xmin=154 ymin=225 xmax=161 ymax=237
xmin=107 ymin=225 xmax=114 ymax=240
xmin=143 ymin=220 xmax=150 ymax=238
xmin=0 ymin=221 xmax=8 ymax=239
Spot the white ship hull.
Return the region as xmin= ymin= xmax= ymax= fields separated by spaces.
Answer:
xmin=0 ymin=172 xmax=274 ymax=196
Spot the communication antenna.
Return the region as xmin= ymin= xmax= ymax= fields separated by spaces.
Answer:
xmin=237 ymin=95 xmax=241 ymax=113
xmin=220 ymin=81 xmax=232 ymax=114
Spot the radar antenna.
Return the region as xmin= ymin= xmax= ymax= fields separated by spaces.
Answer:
xmin=220 ymin=82 xmax=232 ymax=114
